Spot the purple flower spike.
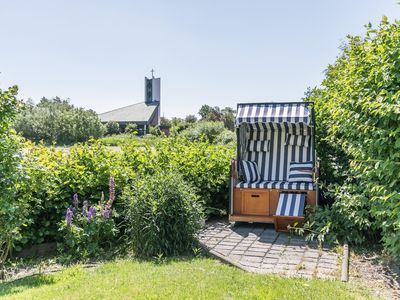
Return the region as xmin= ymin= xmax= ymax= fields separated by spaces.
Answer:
xmin=87 ymin=206 xmax=96 ymax=223
xmin=103 ymin=207 xmax=112 ymax=219
xmin=109 ymin=177 xmax=115 ymax=205
xmin=66 ymin=207 xmax=74 ymax=226
xmin=72 ymin=193 xmax=79 ymax=208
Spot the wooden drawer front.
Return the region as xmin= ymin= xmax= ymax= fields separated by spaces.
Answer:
xmin=242 ymin=190 xmax=269 ymax=215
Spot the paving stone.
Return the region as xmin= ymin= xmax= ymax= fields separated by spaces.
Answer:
xmin=229 ymin=255 xmax=242 ymax=261
xmin=285 ymin=247 xmax=306 ymax=253
xmin=278 ymin=259 xmax=302 ymax=266
xmin=214 ymin=249 xmax=230 ymax=256
xmin=304 ymin=251 xmax=320 ymax=258
xmin=230 ymin=250 xmax=245 ymax=255
xmin=263 ymin=258 xmax=279 ymax=264
xmin=214 ymin=245 xmax=235 ymax=250
xmin=242 ymin=255 xmax=264 ymax=262
xmin=319 ymin=258 xmax=338 ymax=265
xmin=318 ymin=262 xmax=337 ymax=269
xmin=284 ymin=251 xmax=303 ymax=257
xmin=250 ymin=247 xmax=270 ymax=253
xmin=233 ymin=246 xmax=248 ymax=251
xmin=264 ymin=254 xmax=281 ymax=260
xmin=269 ymin=246 xmax=285 ymax=252
xmin=303 ymin=262 xmax=317 ymax=269
xmin=245 ymin=251 xmax=266 ymax=257
xmin=251 ymin=243 xmax=271 ymax=252
xmin=199 ymin=222 xmax=339 ymax=279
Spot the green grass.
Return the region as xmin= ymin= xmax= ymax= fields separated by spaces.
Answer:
xmin=0 ymin=257 xmax=373 ymax=300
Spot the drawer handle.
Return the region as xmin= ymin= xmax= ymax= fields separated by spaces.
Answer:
xmin=251 ymin=194 xmax=260 ymax=198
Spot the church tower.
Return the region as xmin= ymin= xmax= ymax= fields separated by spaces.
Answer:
xmin=145 ymin=69 xmax=160 ymax=104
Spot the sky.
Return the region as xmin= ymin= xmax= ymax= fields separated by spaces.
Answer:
xmin=1 ymin=1 xmax=399 ymax=118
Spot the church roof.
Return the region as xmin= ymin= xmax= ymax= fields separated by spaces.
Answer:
xmin=98 ymin=102 xmax=158 ymax=123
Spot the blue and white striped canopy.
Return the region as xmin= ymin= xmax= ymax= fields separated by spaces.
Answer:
xmin=236 ymin=102 xmax=311 ymax=126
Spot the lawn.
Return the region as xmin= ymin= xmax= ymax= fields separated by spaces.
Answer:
xmin=0 ymin=258 xmax=374 ymax=300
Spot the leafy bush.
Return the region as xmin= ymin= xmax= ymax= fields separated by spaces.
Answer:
xmin=185 ymin=114 xmax=197 ymax=123
xmin=304 ymin=17 xmax=400 ymax=258
xmin=18 ymin=140 xmax=127 ymax=248
xmin=14 ymin=97 xmax=105 ymax=145
xmin=198 ymin=105 xmax=236 ymax=130
xmin=148 ymin=126 xmax=161 ymax=136
xmin=121 ymin=137 xmax=234 ymax=214
xmin=106 ymin=121 xmax=120 ymax=135
xmin=215 ymin=130 xmax=236 ymax=146
xmin=179 ymin=121 xmax=225 ymax=144
xmin=124 ymin=123 xmax=138 ymax=135
xmin=0 ymin=86 xmax=31 ymax=275
xmin=123 ymin=171 xmax=203 ymax=257
xmin=17 ymin=135 xmax=232 ymax=251
xmin=58 ymin=178 xmax=118 ymax=259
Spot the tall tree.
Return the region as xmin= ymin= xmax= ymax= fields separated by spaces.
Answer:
xmin=14 ymin=97 xmax=105 ymax=144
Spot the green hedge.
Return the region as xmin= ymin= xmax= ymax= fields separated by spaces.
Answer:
xmin=0 ymin=86 xmax=31 ymax=270
xmin=19 ymin=140 xmax=126 ymax=248
xmin=305 ymin=17 xmax=400 ymax=258
xmin=14 ymin=98 xmax=105 ymax=145
xmin=17 ymin=137 xmax=234 ymax=250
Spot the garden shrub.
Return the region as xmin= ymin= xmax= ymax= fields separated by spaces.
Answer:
xmin=17 ymin=135 xmax=232 ymax=251
xmin=123 ymin=171 xmax=203 ymax=257
xmin=304 ymin=17 xmax=400 ymax=258
xmin=18 ymin=140 xmax=128 ymax=248
xmin=122 ymin=137 xmax=234 ymax=214
xmin=0 ymin=86 xmax=31 ymax=274
xmin=179 ymin=121 xmax=225 ymax=144
xmin=14 ymin=97 xmax=105 ymax=145
xmin=124 ymin=123 xmax=138 ymax=135
xmin=215 ymin=130 xmax=236 ymax=146
xmin=58 ymin=178 xmax=119 ymax=259
xmin=148 ymin=126 xmax=161 ymax=136
xmin=106 ymin=121 xmax=120 ymax=135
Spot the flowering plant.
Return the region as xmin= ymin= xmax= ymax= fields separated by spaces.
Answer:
xmin=59 ymin=177 xmax=118 ymax=259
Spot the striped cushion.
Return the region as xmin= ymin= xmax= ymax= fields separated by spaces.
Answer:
xmin=236 ymin=181 xmax=314 ymax=191
xmin=247 ymin=140 xmax=270 ymax=152
xmin=287 ymin=161 xmax=313 ymax=183
xmin=240 ymin=160 xmax=261 ymax=183
xmin=276 ymin=193 xmax=306 ymax=217
xmin=285 ymin=133 xmax=310 ymax=147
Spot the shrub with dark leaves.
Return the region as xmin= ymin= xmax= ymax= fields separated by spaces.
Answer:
xmin=123 ymin=171 xmax=204 ymax=257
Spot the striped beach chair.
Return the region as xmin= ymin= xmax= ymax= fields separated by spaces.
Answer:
xmin=229 ymin=102 xmax=318 ymax=225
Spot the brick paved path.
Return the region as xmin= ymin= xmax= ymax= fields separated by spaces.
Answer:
xmin=198 ymin=221 xmax=339 ymax=279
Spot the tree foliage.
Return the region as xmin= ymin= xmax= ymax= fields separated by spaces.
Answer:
xmin=198 ymin=105 xmax=236 ymax=131
xmin=14 ymin=97 xmax=105 ymax=145
xmin=0 ymin=86 xmax=30 ymax=275
xmin=106 ymin=121 xmax=120 ymax=135
xmin=305 ymin=17 xmax=400 ymax=258
xmin=124 ymin=123 xmax=138 ymax=135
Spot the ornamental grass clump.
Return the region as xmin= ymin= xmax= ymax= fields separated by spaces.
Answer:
xmin=59 ymin=177 xmax=118 ymax=260
xmin=123 ymin=171 xmax=204 ymax=257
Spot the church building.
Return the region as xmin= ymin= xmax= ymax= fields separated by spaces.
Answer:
xmin=98 ymin=72 xmax=161 ymax=135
